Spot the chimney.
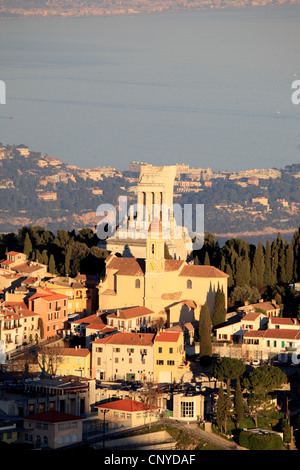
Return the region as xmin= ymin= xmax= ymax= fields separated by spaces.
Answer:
xmin=116 ymin=309 xmax=120 ymax=317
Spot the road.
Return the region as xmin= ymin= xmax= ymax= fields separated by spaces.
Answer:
xmin=159 ymin=419 xmax=247 ymax=450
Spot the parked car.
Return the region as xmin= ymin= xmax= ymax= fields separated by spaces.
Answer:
xmin=252 ymin=359 xmax=260 ymax=366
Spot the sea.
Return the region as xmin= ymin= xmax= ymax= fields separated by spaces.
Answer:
xmin=0 ymin=5 xmax=300 ymax=173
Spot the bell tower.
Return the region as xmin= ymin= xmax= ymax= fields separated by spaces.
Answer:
xmin=144 ymin=218 xmax=165 ymax=311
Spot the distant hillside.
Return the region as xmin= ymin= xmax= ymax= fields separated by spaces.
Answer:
xmin=1 ymin=0 xmax=300 ymax=17
xmin=0 ymin=143 xmax=299 ymax=237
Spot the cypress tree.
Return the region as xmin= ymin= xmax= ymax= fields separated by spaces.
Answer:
xmin=252 ymin=242 xmax=265 ymax=288
xmin=216 ymin=383 xmax=227 ymax=433
xmin=199 ymin=304 xmax=212 ymax=366
xmin=235 ymin=254 xmax=251 ymax=287
xmin=48 ymin=254 xmax=56 ymax=274
xmin=204 ymin=251 xmax=210 ymax=265
xmin=23 ymin=232 xmax=32 ymax=257
xmin=212 ymin=285 xmax=226 ymax=327
xmin=263 ymin=240 xmax=273 ymax=286
xmin=235 ymin=377 xmax=244 ymax=428
xmin=285 ymin=243 xmax=294 ymax=284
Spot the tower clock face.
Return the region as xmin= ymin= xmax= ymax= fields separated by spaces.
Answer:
xmin=148 ymin=260 xmax=163 ymax=272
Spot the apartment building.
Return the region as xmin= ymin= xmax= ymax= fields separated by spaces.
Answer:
xmin=91 ymin=332 xmax=155 ymax=382
xmin=28 ymin=287 xmax=68 ymax=339
xmin=22 ymin=410 xmax=84 ymax=449
xmin=243 ymin=328 xmax=300 ymax=362
xmin=37 ymin=347 xmax=91 ymax=378
xmin=106 ymin=306 xmax=154 ymax=332
xmin=153 ymin=331 xmax=187 ymax=383
xmin=0 ymin=302 xmax=40 ymax=354
xmin=43 ymin=277 xmax=89 ymax=315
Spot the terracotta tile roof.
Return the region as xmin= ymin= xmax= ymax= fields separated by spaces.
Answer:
xmin=242 ymin=312 xmax=263 ymax=322
xmin=29 ymin=288 xmax=68 ymax=301
xmin=96 ymin=398 xmax=159 ymax=412
xmin=269 ymin=317 xmax=300 ymax=326
xmin=179 ymin=265 xmax=229 ymax=278
xmin=11 ymin=263 xmax=45 ymax=274
xmin=244 ymin=329 xmax=300 ymax=340
xmin=6 ymin=251 xmax=23 ymax=256
xmin=24 ymin=410 xmax=83 ymax=423
xmin=239 ymin=301 xmax=280 ymax=312
xmin=154 ymin=332 xmax=182 ymax=342
xmin=106 ymin=256 xmax=145 ymax=276
xmin=93 ymin=331 xmax=155 ymax=346
xmin=107 ymin=306 xmax=154 ymax=320
xmin=164 ymin=260 xmax=185 ymax=272
xmin=71 ymin=314 xmax=104 ymax=325
xmin=56 ymin=347 xmax=90 ymax=357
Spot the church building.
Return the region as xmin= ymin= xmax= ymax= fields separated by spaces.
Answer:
xmin=98 ymin=218 xmax=228 ymax=327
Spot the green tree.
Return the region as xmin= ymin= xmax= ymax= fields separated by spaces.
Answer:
xmin=198 ymin=304 xmax=212 ymax=366
xmin=48 ymin=254 xmax=56 ymax=274
xmin=263 ymin=240 xmax=274 ymax=286
xmin=243 ymin=365 xmax=287 ymax=427
xmin=216 ymin=383 xmax=227 ymax=433
xmin=23 ymin=232 xmax=32 ymax=257
xmin=212 ymin=285 xmax=226 ymax=327
xmin=285 ymin=242 xmax=294 ymax=284
xmin=234 ymin=377 xmax=244 ymax=428
xmin=213 ymin=357 xmax=246 ymax=385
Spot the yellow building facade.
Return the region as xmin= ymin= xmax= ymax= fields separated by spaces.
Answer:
xmin=43 ymin=278 xmax=89 ymax=315
xmin=38 ymin=347 xmax=91 ymax=378
xmin=153 ymin=331 xmax=188 ymax=383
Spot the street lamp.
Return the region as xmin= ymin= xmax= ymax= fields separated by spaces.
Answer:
xmin=100 ymin=409 xmax=109 ymax=449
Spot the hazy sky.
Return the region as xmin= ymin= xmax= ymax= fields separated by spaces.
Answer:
xmin=0 ymin=6 xmax=300 ymax=171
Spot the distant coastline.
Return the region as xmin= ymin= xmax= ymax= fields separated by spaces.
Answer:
xmin=215 ymin=228 xmax=296 ymax=247
xmin=1 ymin=0 xmax=300 ymax=19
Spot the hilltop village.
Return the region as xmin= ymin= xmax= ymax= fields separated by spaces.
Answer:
xmin=0 ymin=144 xmax=299 ymax=237
xmin=0 ymin=162 xmax=300 ymax=451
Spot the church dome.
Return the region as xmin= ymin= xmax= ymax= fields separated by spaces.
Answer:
xmin=148 ymin=218 xmax=162 ymax=236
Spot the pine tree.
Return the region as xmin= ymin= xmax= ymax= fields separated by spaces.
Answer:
xmin=23 ymin=232 xmax=32 ymax=257
xmin=199 ymin=304 xmax=212 ymax=366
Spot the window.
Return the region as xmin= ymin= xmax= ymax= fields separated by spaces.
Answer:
xmin=158 ymin=347 xmax=162 ymax=353
xmin=181 ymin=401 xmax=194 ymax=418
xmin=169 ymin=348 xmax=173 ymax=354
xmin=97 ymin=357 xmax=101 ymax=366
xmin=187 ymin=279 xmax=192 ymax=289
xmin=156 ymin=360 xmax=164 ymax=365
xmin=96 ymin=347 xmax=103 ymax=353
xmin=167 ymin=360 xmax=175 ymax=366
xmin=151 ymin=244 xmax=155 ymax=255
xmin=135 ymin=279 xmax=141 ymax=288
xmin=115 ymin=358 xmax=119 ymax=363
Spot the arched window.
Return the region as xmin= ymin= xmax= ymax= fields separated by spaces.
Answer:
xmin=187 ymin=279 xmax=192 ymax=289
xmin=72 ymin=434 xmax=78 ymax=443
xmin=135 ymin=279 xmax=141 ymax=289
